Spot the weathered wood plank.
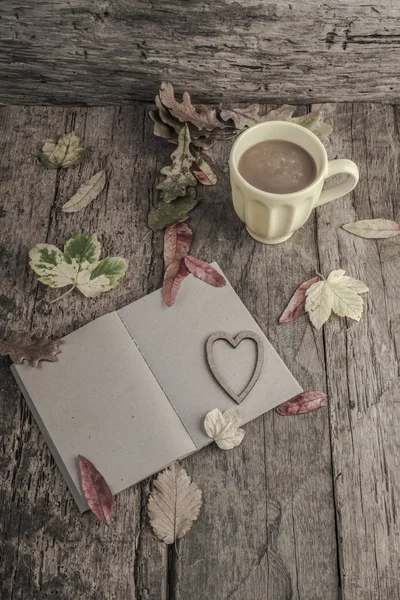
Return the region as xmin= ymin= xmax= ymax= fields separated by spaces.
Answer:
xmin=170 ymin=107 xmax=339 ymax=600
xmin=316 ymin=103 xmax=400 ymax=599
xmin=1 ymin=1 xmax=400 ymax=105
xmin=0 ymin=106 xmax=168 ymax=600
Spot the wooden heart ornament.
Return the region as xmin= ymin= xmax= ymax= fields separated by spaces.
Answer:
xmin=206 ymin=331 xmax=264 ymax=404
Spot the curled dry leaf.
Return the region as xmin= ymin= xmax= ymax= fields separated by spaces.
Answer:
xmin=220 ymin=104 xmax=262 ymax=129
xmin=279 ymin=276 xmax=320 ymax=324
xmin=204 ymin=408 xmax=245 ymax=449
xmin=148 ymin=189 xmax=198 ymax=230
xmin=148 ymin=463 xmax=202 ymax=545
xmin=160 ymin=81 xmax=224 ymax=131
xmin=184 ymin=256 xmax=226 ymax=287
xmin=62 ymin=170 xmax=106 ymax=213
xmin=29 ymin=234 xmax=128 ymax=302
xmin=305 ymin=269 xmax=369 ymax=329
xmin=78 ymin=455 xmax=114 ymax=524
xmin=163 ymin=223 xmax=193 ymax=268
xmin=342 ymin=219 xmax=400 ymax=239
xmin=157 ymin=125 xmax=197 ymax=203
xmin=0 ymin=333 xmax=61 ymax=367
xmin=276 ymin=391 xmax=328 ymax=416
xmin=191 ymin=152 xmax=217 ymax=185
xmin=39 ymin=132 xmax=88 ymax=169
xmin=162 ymin=260 xmax=191 ymax=307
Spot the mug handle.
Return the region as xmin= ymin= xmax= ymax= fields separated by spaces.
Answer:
xmin=315 ymin=159 xmax=359 ymax=207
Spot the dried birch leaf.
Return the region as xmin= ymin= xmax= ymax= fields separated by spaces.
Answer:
xmin=191 ymin=153 xmax=217 ymax=185
xmin=39 ymin=132 xmax=88 ymax=169
xmin=184 ymin=256 xmax=226 ymax=287
xmin=162 ymin=260 xmax=191 ymax=307
xmin=0 ymin=333 xmax=61 ymax=367
xmin=62 ymin=170 xmax=106 ymax=213
xmin=148 ymin=189 xmax=198 ymax=230
xmin=29 ymin=234 xmax=128 ymax=301
xmin=342 ymin=219 xmax=400 ymax=239
xmin=148 ymin=463 xmax=202 ymax=545
xmin=163 ymin=223 xmax=193 ymax=268
xmin=279 ymin=276 xmax=320 ymax=324
xmin=157 ymin=125 xmax=197 ymax=203
xmin=305 ymin=269 xmax=368 ymax=329
xmin=160 ymin=81 xmax=224 ymax=131
xmin=78 ymin=455 xmax=113 ymax=524
xmin=204 ymin=408 xmax=244 ymax=449
xmin=276 ymin=391 xmax=328 ymax=416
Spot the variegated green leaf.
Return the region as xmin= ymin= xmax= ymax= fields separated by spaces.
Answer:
xmin=148 ymin=189 xmax=198 ymax=230
xmin=29 ymin=234 xmax=128 ymax=302
xmin=39 ymin=132 xmax=88 ymax=169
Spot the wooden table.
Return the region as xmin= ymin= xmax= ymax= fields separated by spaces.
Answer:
xmin=1 ymin=103 xmax=399 ymax=600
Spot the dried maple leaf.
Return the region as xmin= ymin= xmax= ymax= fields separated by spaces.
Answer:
xmin=204 ymin=408 xmax=244 ymax=449
xmin=342 ymin=219 xmax=400 ymax=239
xmin=0 ymin=333 xmax=61 ymax=367
xmin=276 ymin=391 xmax=328 ymax=416
xmin=159 ymin=81 xmax=224 ymax=131
xmin=279 ymin=276 xmax=320 ymax=324
xmin=148 ymin=189 xmax=198 ymax=230
xmin=163 ymin=223 xmax=193 ymax=268
xmin=78 ymin=455 xmax=114 ymax=524
xmin=305 ymin=269 xmax=369 ymax=329
xmin=157 ymin=125 xmax=197 ymax=203
xmin=39 ymin=132 xmax=88 ymax=169
xmin=62 ymin=170 xmax=106 ymax=213
xmin=184 ymin=256 xmax=226 ymax=287
xmin=29 ymin=234 xmax=128 ymax=302
xmin=148 ymin=463 xmax=202 ymax=545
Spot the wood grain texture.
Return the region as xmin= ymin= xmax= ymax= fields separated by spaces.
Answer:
xmin=0 ymin=102 xmax=399 ymax=600
xmin=316 ymin=103 xmax=400 ymax=599
xmin=1 ymin=1 xmax=400 ymax=105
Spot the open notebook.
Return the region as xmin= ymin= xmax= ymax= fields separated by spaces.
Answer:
xmin=11 ymin=263 xmax=302 ymax=511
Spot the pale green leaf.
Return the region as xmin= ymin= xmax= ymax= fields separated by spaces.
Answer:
xmin=39 ymin=132 xmax=88 ymax=169
xmin=204 ymin=408 xmax=244 ymax=450
xmin=62 ymin=170 xmax=106 ymax=213
xmin=156 ymin=124 xmax=197 ymax=203
xmin=29 ymin=244 xmax=79 ymax=288
xmin=63 ymin=234 xmax=101 ymax=265
xmin=305 ymin=280 xmax=333 ymax=330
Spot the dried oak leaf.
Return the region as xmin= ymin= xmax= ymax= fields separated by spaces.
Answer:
xmin=0 ymin=333 xmax=61 ymax=367
xmin=157 ymin=125 xmax=197 ymax=203
xmin=160 ymin=81 xmax=224 ymax=131
xmin=342 ymin=219 xmax=400 ymax=239
xmin=39 ymin=132 xmax=88 ymax=169
xmin=279 ymin=276 xmax=320 ymax=324
xmin=62 ymin=170 xmax=106 ymax=213
xmin=148 ymin=463 xmax=202 ymax=545
xmin=78 ymin=455 xmax=114 ymax=524
xmin=276 ymin=391 xmax=328 ymax=416
xmin=148 ymin=189 xmax=198 ymax=230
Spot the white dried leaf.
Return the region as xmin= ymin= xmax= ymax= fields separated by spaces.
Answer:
xmin=62 ymin=170 xmax=106 ymax=213
xmin=204 ymin=408 xmax=245 ymax=450
xmin=342 ymin=219 xmax=400 ymax=239
xmin=305 ymin=269 xmax=368 ymax=329
xmin=148 ymin=463 xmax=202 ymax=545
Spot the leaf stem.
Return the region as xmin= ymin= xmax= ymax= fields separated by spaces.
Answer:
xmin=316 ymin=271 xmax=325 ymax=280
xmin=49 ymin=285 xmax=76 ymax=304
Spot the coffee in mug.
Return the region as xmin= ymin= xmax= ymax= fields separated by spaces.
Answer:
xmin=238 ymin=140 xmax=317 ymax=194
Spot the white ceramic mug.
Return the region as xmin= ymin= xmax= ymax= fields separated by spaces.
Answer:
xmin=229 ymin=121 xmax=359 ymax=244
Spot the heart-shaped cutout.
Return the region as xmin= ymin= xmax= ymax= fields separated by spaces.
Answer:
xmin=206 ymin=331 xmax=264 ymax=404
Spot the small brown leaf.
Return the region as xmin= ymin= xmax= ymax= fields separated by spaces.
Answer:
xmin=159 ymin=82 xmax=224 ymax=131
xmin=164 ymin=223 xmax=193 ymax=268
xmin=162 ymin=260 xmax=191 ymax=307
xmin=191 ymin=152 xmax=217 ymax=185
xmin=342 ymin=219 xmax=400 ymax=239
xmin=148 ymin=463 xmax=202 ymax=545
xmin=184 ymin=256 xmax=226 ymax=287
xmin=0 ymin=333 xmax=61 ymax=367
xmin=279 ymin=276 xmax=320 ymax=324
xmin=78 ymin=455 xmax=114 ymax=524
xmin=276 ymin=391 xmax=328 ymax=416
